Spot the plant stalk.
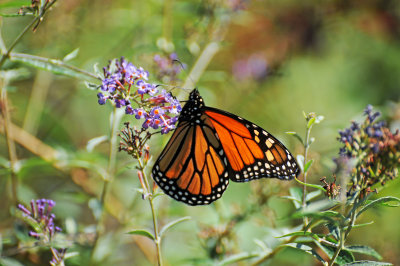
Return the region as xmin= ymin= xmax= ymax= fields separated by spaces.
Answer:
xmin=1 ymin=80 xmax=18 ymax=204
xmin=136 ymin=155 xmax=163 ymax=266
xmin=0 ymin=0 xmax=58 ymax=68
xmin=91 ymin=108 xmax=120 ymax=263
xmin=302 ymin=126 xmax=312 ymax=227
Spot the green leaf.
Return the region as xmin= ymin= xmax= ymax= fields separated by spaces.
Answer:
xmin=278 ymin=231 xmax=320 ymax=241
xmin=316 ymin=242 xmax=354 ymax=264
xmin=305 ymin=218 xmax=327 ymax=232
xmin=357 ymin=196 xmax=400 ymax=218
xmin=345 ymin=221 xmax=374 ymax=230
xmin=286 ymin=131 xmax=304 ymax=145
xmin=288 ymin=187 xmax=303 ymax=208
xmin=344 ymin=245 xmax=382 ymax=260
xmin=284 ymin=243 xmax=326 ymax=264
xmin=281 ymin=195 xmax=302 ymax=207
xmin=86 ymin=135 xmax=108 ymax=152
xmin=307 ymin=117 xmax=316 ymax=129
xmin=64 ymin=251 xmax=80 ymax=260
xmin=306 ymin=189 xmax=322 ymax=202
xmin=63 ymin=48 xmax=80 ymax=62
xmin=127 ymin=229 xmax=155 ymax=240
xmin=217 ymin=252 xmax=259 ymax=266
xmin=159 ymin=217 xmax=191 ymax=238
xmin=303 ymin=200 xmax=338 ymax=213
xmin=297 ymin=155 xmax=305 ymax=172
xmin=293 ymin=210 xmax=343 ymax=226
xmin=304 ymin=159 xmax=314 ymax=173
xmin=10 ymin=53 xmax=96 ymax=81
xmin=342 ymin=261 xmax=392 ymax=266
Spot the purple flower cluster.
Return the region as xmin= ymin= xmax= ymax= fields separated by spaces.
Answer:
xmin=334 ymin=105 xmax=400 ymax=197
xmin=97 ymin=57 xmax=182 ymax=134
xmin=17 ymin=199 xmax=62 ymax=240
xmin=338 ymin=105 xmax=385 ymax=156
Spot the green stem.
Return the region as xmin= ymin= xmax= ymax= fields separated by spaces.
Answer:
xmin=10 ymin=52 xmax=99 ymax=80
xmin=136 ymin=155 xmax=163 ymax=266
xmin=162 ymin=0 xmax=173 ymax=45
xmin=302 ymin=126 xmax=312 ymax=227
xmin=91 ymin=108 xmax=120 ymax=263
xmin=0 ymin=79 xmax=18 ymax=204
xmin=0 ymin=0 xmax=58 ymax=69
xmin=328 ymin=200 xmax=358 ymax=266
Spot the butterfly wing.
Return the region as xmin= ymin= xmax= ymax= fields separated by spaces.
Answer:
xmin=152 ymin=117 xmax=230 ymax=206
xmin=204 ymin=107 xmax=300 ymax=182
xmin=152 ymin=89 xmax=299 ymax=206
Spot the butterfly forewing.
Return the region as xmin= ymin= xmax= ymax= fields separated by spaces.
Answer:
xmin=204 ymin=107 xmax=300 ymax=182
xmin=152 ymin=89 xmax=300 ymax=206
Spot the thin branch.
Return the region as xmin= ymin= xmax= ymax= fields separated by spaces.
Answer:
xmin=0 ymin=0 xmax=58 ymax=68
xmin=10 ymin=52 xmax=100 ymax=80
xmin=1 ymin=80 xmax=18 ymax=204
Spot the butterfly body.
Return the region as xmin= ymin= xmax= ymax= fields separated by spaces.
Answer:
xmin=152 ymin=89 xmax=300 ymax=205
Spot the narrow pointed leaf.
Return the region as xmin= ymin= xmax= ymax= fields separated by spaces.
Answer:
xmin=315 ymin=241 xmax=354 ymax=264
xmin=127 ymin=229 xmax=155 ymax=240
xmin=286 ymin=131 xmax=304 ymax=145
xmin=278 ymin=231 xmax=320 ymax=241
xmin=357 ymin=197 xmax=400 ymax=218
xmin=86 ymin=135 xmax=108 ymax=152
xmin=63 ymin=48 xmax=80 ymax=62
xmin=306 ymin=189 xmax=322 ymax=202
xmin=289 ymin=187 xmax=303 ymax=208
xmin=304 ymin=159 xmax=314 ymax=173
xmin=307 ymin=117 xmax=316 ymax=129
xmin=297 ymin=155 xmax=305 ymax=172
xmin=342 ymin=261 xmax=392 ymax=266
xmin=217 ymin=252 xmax=259 ymax=266
xmin=344 ymin=245 xmax=382 ymax=260
xmin=159 ymin=216 xmax=191 ymax=238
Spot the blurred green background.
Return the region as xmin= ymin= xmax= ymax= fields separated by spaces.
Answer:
xmin=1 ymin=0 xmax=400 ymax=265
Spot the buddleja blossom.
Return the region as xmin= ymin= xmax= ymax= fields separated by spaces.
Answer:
xmin=17 ymin=199 xmax=66 ymax=266
xmin=97 ymin=57 xmax=182 ymax=134
xmin=326 ymin=105 xmax=400 ymax=198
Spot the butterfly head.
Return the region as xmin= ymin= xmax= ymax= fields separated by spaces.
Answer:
xmin=179 ymin=89 xmax=205 ymax=121
xmin=189 ymin=88 xmax=200 ymax=99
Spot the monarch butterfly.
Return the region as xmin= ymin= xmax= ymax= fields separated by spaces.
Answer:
xmin=152 ymin=89 xmax=300 ymax=205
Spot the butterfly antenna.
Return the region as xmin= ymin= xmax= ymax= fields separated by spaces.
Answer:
xmin=173 ymin=59 xmax=194 ymax=94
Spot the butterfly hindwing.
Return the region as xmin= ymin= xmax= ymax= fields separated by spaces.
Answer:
xmin=152 ymin=118 xmax=230 ymax=206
